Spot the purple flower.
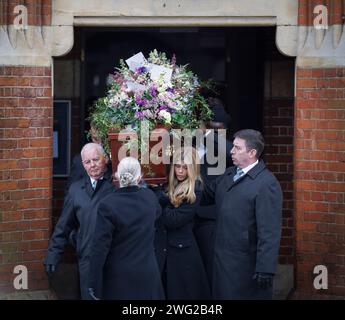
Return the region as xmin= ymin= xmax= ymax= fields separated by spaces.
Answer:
xmin=136 ymin=66 xmax=147 ymax=74
xmin=135 ymin=111 xmax=145 ymax=119
xmin=159 ymin=104 xmax=168 ymax=111
xmin=135 ymin=96 xmax=147 ymax=107
xmin=166 ymin=87 xmax=175 ymax=93
xmin=149 ymin=86 xmax=158 ymax=98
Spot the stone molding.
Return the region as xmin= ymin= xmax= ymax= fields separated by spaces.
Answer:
xmin=0 ymin=0 xmax=344 ymax=68
xmin=296 ymin=24 xmax=345 ymax=67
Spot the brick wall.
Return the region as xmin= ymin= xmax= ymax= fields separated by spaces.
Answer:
xmin=295 ymin=67 xmax=345 ymax=297
xmin=263 ymin=99 xmax=295 ymax=265
xmin=263 ymin=29 xmax=295 ymax=265
xmin=0 ymin=66 xmax=52 ymax=294
xmin=298 ymin=0 xmax=344 ymax=26
xmin=0 ymin=0 xmax=51 ymax=26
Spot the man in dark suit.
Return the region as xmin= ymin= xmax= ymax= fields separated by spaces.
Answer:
xmin=65 ymin=125 xmax=112 ymax=193
xmin=194 ymin=98 xmax=233 ymax=289
xmin=44 ymin=143 xmax=115 ymax=299
xmin=201 ymin=129 xmax=282 ymax=299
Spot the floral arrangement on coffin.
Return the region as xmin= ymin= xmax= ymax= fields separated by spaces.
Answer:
xmin=89 ymin=49 xmax=213 ymax=153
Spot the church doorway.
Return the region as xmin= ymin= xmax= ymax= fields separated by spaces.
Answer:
xmin=52 ymin=26 xmax=295 ymax=298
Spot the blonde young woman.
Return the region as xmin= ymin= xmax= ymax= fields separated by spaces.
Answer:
xmin=154 ymin=147 xmax=210 ymax=299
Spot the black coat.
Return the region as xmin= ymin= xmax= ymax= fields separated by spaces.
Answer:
xmin=194 ymin=132 xmax=233 ymax=286
xmin=155 ymin=184 xmax=210 ymax=299
xmin=201 ymin=160 xmax=282 ymax=299
xmin=88 ymin=186 xmax=164 ymax=300
xmin=44 ymin=171 xmax=114 ymax=299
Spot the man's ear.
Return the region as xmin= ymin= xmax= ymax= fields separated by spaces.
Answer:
xmin=250 ymin=149 xmax=257 ymax=159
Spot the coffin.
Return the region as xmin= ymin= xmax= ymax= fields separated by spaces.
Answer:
xmin=108 ymin=126 xmax=169 ymax=185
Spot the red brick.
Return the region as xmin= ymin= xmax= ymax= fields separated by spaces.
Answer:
xmin=30 ymin=77 xmax=51 ymax=88
xmin=23 ymin=210 xmax=50 ymax=220
xmin=23 ymin=231 xmax=47 ymax=241
xmin=0 ymin=181 xmax=17 ymax=191
xmin=30 ymin=219 xmax=50 ymax=230
xmin=22 ymin=251 xmax=46 ymax=262
xmin=17 ymin=159 xmax=30 ymax=169
xmin=0 ymin=77 xmax=17 ymax=86
xmin=30 ymin=138 xmax=52 ymax=148
xmin=28 ymin=179 xmax=51 ymax=188
xmin=311 ymin=69 xmax=324 ymax=78
xmin=29 ymin=241 xmax=49 ymax=250
xmin=30 ymin=158 xmax=51 ymax=168
xmin=298 ymin=79 xmax=317 ymax=88
xmin=17 ymin=77 xmax=31 ymax=86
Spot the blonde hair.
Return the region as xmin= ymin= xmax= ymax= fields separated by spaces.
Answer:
xmin=116 ymin=157 xmax=141 ymax=187
xmin=168 ymin=147 xmax=201 ymax=207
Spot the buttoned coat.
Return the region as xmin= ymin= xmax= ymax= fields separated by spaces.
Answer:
xmin=44 ymin=171 xmax=114 ymax=299
xmin=88 ymin=186 xmax=164 ymax=300
xmin=201 ymin=160 xmax=282 ymax=299
xmin=154 ymin=183 xmax=210 ymax=299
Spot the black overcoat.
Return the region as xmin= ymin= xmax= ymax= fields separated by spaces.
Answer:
xmin=201 ymin=160 xmax=282 ymax=299
xmin=44 ymin=172 xmax=114 ymax=299
xmin=155 ymin=184 xmax=210 ymax=299
xmin=88 ymin=186 xmax=165 ymax=300
xmin=194 ymin=132 xmax=233 ymax=286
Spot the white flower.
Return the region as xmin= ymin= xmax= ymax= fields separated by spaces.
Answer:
xmin=173 ymin=101 xmax=184 ymax=111
xmin=158 ymin=110 xmax=171 ymax=124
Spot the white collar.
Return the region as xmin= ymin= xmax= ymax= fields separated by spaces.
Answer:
xmin=90 ymin=176 xmax=103 ymax=184
xmin=241 ymin=160 xmax=259 ymax=175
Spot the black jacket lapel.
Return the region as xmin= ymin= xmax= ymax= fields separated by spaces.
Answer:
xmin=84 ymin=177 xmax=94 ymax=198
xmin=226 ymin=160 xmax=266 ymax=191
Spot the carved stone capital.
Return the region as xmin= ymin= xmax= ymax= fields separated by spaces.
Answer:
xmin=296 ymin=25 xmax=345 ymax=67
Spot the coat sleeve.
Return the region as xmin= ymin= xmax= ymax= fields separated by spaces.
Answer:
xmin=162 ymin=190 xmax=201 ymax=229
xmin=200 ymin=176 xmax=217 ymax=206
xmin=255 ymin=177 xmax=283 ymax=274
xmin=44 ymin=190 xmax=78 ymax=265
xmin=88 ymin=201 xmax=116 ymax=297
xmin=155 ymin=196 xmax=162 ymax=219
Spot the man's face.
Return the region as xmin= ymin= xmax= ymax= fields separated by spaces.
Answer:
xmin=82 ymin=148 xmax=107 ymax=179
xmin=230 ymin=137 xmax=256 ymax=168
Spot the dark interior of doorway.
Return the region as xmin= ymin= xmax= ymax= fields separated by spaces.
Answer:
xmin=81 ymin=27 xmax=267 ymax=145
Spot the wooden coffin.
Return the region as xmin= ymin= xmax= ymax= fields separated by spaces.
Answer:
xmin=108 ymin=126 xmax=169 ymax=185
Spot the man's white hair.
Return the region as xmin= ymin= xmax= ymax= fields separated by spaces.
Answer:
xmin=81 ymin=143 xmax=106 ymax=160
xmin=117 ymin=157 xmax=141 ymax=187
